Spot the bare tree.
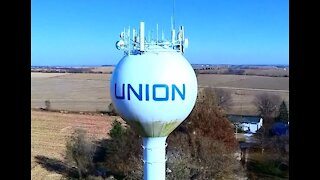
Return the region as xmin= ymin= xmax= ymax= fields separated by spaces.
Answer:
xmin=194 ymin=68 xmax=200 ymax=77
xmin=214 ymin=88 xmax=232 ymax=110
xmin=254 ymin=93 xmax=281 ymax=137
xmin=254 ymin=93 xmax=281 ymax=119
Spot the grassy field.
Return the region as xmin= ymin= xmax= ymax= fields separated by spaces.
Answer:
xmin=31 ymin=110 xmax=119 ymax=180
xmin=32 ymin=72 xmax=289 ymax=115
xmin=31 ymin=71 xmax=289 ymax=179
xmin=31 ymin=73 xmax=112 ymax=112
xmin=244 ymin=68 xmax=289 ymax=77
xmin=197 ymin=74 xmax=288 ymax=90
xmin=195 ymin=66 xmax=289 ymax=77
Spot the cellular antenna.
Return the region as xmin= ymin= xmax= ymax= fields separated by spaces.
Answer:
xmin=173 ymin=0 xmax=176 ymax=30
xmin=116 ymin=21 xmax=188 ymax=54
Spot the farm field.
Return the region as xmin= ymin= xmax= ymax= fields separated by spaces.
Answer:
xmin=244 ymin=68 xmax=288 ymax=77
xmin=31 ymin=73 xmax=112 ymax=112
xmin=31 ymin=72 xmax=289 ymax=115
xmin=31 ymin=70 xmax=289 ymax=179
xmin=197 ymin=74 xmax=288 ymax=90
xmin=31 ymin=110 xmax=118 ymax=180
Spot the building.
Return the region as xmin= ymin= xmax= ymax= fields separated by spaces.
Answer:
xmin=227 ymin=114 xmax=263 ymax=134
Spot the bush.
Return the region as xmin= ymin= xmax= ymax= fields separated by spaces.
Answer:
xmin=166 ymin=87 xmax=244 ymax=179
xmin=177 ymin=87 xmax=238 ymax=151
xmin=249 ymin=134 xmax=289 ymax=178
xmin=108 ymin=103 xmax=118 ymax=116
xmin=103 ymin=120 xmax=143 ymax=179
xmin=65 ymin=129 xmax=96 ymax=179
xmin=109 ymin=120 xmax=126 ymax=139
xmin=248 ymin=152 xmax=288 ymax=178
xmin=236 ymin=126 xmax=246 ymax=133
xmin=167 ymin=134 xmax=245 ymax=180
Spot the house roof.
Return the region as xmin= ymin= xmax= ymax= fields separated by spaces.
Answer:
xmin=227 ymin=114 xmax=262 ymax=124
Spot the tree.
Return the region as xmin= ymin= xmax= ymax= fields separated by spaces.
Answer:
xmin=194 ymin=68 xmax=200 ymax=77
xmin=177 ymin=87 xmax=238 ymax=150
xmin=276 ymin=100 xmax=289 ymax=124
xmin=214 ymin=88 xmax=232 ymax=110
xmin=65 ymin=129 xmax=96 ymax=179
xmin=167 ymin=87 xmax=244 ymax=179
xmin=104 ymin=120 xmax=143 ymax=179
xmin=44 ymin=100 xmax=51 ymax=110
xmin=254 ymin=93 xmax=281 ymax=136
xmin=254 ymin=93 xmax=281 ymax=119
xmin=166 ymin=135 xmax=245 ymax=180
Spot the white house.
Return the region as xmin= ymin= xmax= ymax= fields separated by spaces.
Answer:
xmin=228 ymin=114 xmax=263 ymax=134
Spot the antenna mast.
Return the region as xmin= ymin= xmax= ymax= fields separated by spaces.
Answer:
xmin=171 ymin=0 xmax=176 ymax=29
xmin=115 ymin=0 xmax=188 ymax=54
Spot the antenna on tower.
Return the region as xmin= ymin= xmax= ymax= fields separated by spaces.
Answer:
xmin=156 ymin=24 xmax=159 ymax=45
xmin=115 ymin=0 xmax=188 ymax=54
xmin=172 ymin=0 xmax=176 ymax=30
xmin=161 ymin=29 xmax=164 ymax=41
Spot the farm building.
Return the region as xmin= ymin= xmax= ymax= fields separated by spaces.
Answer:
xmin=227 ymin=114 xmax=263 ymax=133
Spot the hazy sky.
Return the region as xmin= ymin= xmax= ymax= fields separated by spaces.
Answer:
xmin=31 ymin=0 xmax=288 ymax=66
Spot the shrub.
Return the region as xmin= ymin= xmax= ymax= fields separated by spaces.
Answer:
xmin=166 ymin=87 xmax=244 ymax=179
xmin=104 ymin=120 xmax=143 ymax=179
xmin=107 ymin=103 xmax=118 ymax=116
xmin=177 ymin=87 xmax=238 ymax=151
xmin=109 ymin=120 xmax=126 ymax=139
xmin=65 ymin=129 xmax=96 ymax=179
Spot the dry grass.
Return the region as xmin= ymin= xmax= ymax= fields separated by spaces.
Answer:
xmin=227 ymin=89 xmax=288 ymax=115
xmin=197 ymin=74 xmax=289 ymax=90
xmin=31 ymin=73 xmax=112 ymax=112
xmin=31 ymin=72 xmax=70 ymax=78
xmin=31 ymin=110 xmax=118 ymax=180
xmin=31 ymin=72 xmax=288 ymax=115
xmin=197 ymin=74 xmax=289 ymax=115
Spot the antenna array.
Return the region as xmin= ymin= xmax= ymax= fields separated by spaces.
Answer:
xmin=115 ymin=22 xmax=189 ymax=55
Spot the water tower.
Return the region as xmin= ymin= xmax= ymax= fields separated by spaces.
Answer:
xmin=110 ymin=21 xmax=197 ymax=180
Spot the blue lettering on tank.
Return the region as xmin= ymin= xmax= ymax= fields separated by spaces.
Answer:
xmin=114 ymin=83 xmax=186 ymax=101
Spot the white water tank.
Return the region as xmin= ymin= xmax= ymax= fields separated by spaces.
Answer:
xmin=110 ymin=47 xmax=197 ymax=137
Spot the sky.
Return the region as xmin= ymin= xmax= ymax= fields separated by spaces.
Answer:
xmin=31 ymin=0 xmax=289 ymax=66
